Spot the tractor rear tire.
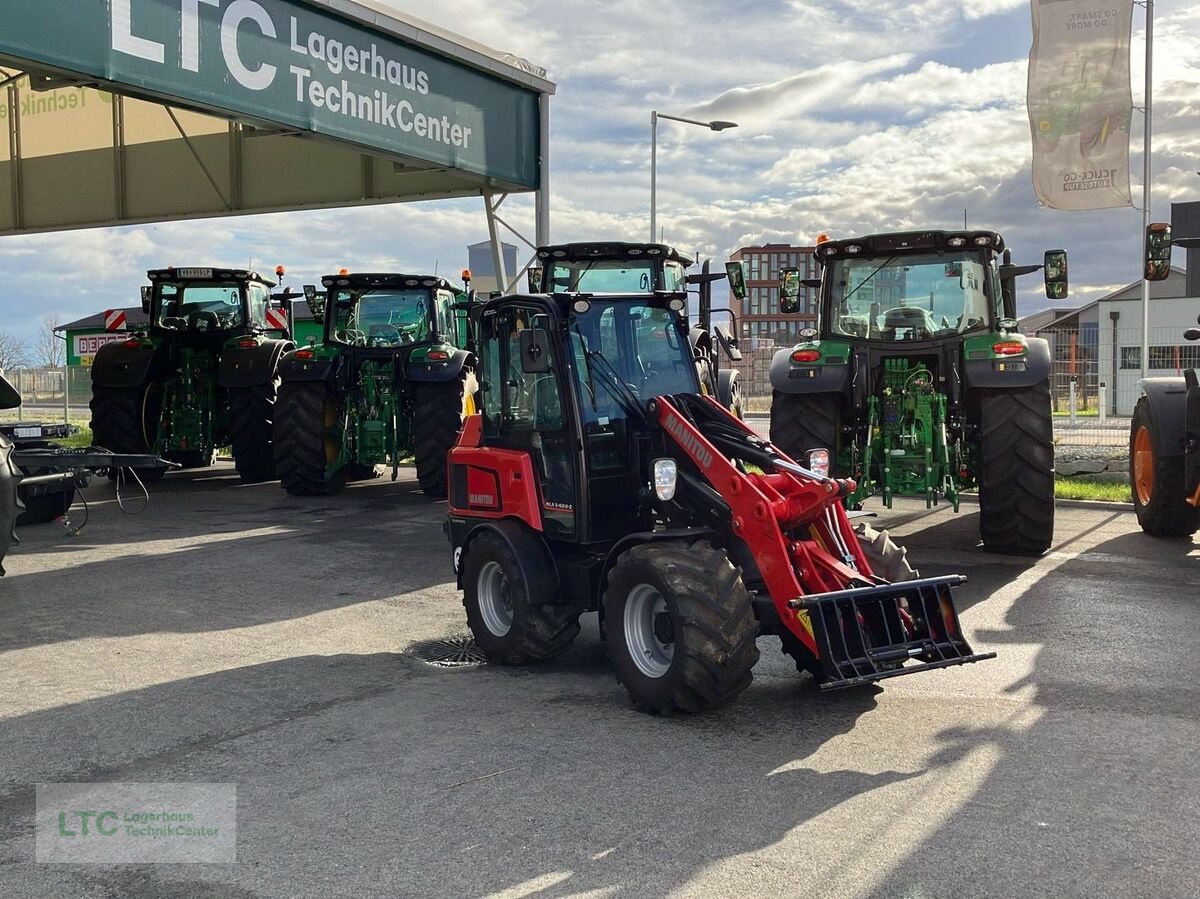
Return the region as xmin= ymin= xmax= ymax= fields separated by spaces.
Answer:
xmin=90 ymin=383 xmax=166 ymax=483
xmin=1130 ymin=395 xmax=1200 ymax=537
xmin=412 ymin=370 xmax=473 ymax=497
xmin=977 ymin=382 xmax=1055 ymax=555
xmin=462 ymin=530 xmax=580 ymax=664
xmin=1 ymin=433 xmax=21 ymax=575
xmin=780 ymin=524 xmax=917 ymax=680
xmin=603 ymin=539 xmax=759 ymax=714
xmin=229 ymin=382 xmax=278 ymax=482
xmin=275 ymin=381 xmax=345 ymax=496
xmin=770 ymin=391 xmax=840 ymax=468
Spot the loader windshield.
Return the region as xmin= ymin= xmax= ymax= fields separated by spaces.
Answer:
xmin=828 ymin=253 xmax=992 ymax=341
xmin=335 ymin=289 xmax=432 ymax=347
xmin=547 ymin=259 xmax=686 ymax=294
xmin=569 ymin=300 xmax=696 ymax=426
xmin=156 ymin=281 xmax=245 ymax=331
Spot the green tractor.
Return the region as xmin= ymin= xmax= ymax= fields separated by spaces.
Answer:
xmin=89 ymin=266 xmax=294 ymax=481
xmin=273 ymin=271 xmax=476 ymax=496
xmin=753 ymin=230 xmax=1068 ymax=556
xmin=528 ymin=242 xmax=745 ymax=416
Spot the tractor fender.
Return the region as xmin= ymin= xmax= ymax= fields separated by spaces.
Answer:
xmin=407 ymin=348 xmax=474 ymax=384
xmin=277 ymin=349 xmax=336 ymax=384
xmin=450 ymin=518 xmax=558 ymax=598
xmin=217 ymin=338 xmax=294 ymax=388
xmin=90 ymin=340 xmax=163 ymax=389
xmin=1135 ymin=376 xmax=1190 ymax=457
xmin=717 ymin=368 xmax=740 ymax=409
xmin=769 ymin=345 xmax=850 ymax=395
xmin=963 ymin=336 xmax=1051 ymax=389
xmin=0 ymin=373 xmax=20 ymax=410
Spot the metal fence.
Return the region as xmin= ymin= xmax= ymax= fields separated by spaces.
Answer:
xmin=0 ymin=367 xmax=92 ymax=421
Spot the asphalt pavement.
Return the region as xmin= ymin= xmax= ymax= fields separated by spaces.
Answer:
xmin=0 ymin=465 xmax=1196 ymax=898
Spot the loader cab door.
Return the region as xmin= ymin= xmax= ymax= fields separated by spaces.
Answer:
xmin=478 ymin=302 xmax=577 ymax=537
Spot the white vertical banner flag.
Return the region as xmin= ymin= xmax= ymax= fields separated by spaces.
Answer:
xmin=1028 ymin=0 xmax=1134 ymax=210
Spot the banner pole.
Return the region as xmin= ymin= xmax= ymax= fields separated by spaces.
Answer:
xmin=1140 ymin=0 xmax=1154 ymax=382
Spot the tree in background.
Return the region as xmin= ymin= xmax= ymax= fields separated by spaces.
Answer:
xmin=0 ymin=332 xmax=29 ymax=371
xmin=34 ymin=315 xmax=65 ymax=369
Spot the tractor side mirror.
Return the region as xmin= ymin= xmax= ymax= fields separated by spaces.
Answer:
xmin=1144 ymin=222 xmax=1172 ymax=282
xmin=519 ymin=328 xmax=552 ymax=373
xmin=0 ymin=372 xmax=21 ymax=410
xmin=527 ymin=265 xmax=543 ymax=293
xmin=724 ymin=262 xmax=747 ymax=301
xmin=140 ymin=286 xmax=152 ymax=314
xmin=1043 ymin=250 xmax=1068 ymax=299
xmin=303 ymin=285 xmax=325 ymax=319
xmin=779 ymin=267 xmax=802 ymax=314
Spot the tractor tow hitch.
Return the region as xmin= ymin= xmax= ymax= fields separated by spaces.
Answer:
xmin=792 ymin=574 xmax=996 ymax=690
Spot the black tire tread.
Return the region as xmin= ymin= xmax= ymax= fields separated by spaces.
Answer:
xmin=411 ymin=373 xmax=471 ymax=497
xmin=977 ymin=382 xmax=1055 ymax=555
xmin=1130 ymin=396 xmax=1200 ymax=537
xmin=769 ymin=391 xmax=839 ymax=467
xmin=229 ymin=381 xmax=278 ymax=482
xmin=89 ymin=383 xmax=165 ymax=482
xmin=604 ymin=539 xmax=759 ymax=714
xmin=0 ymin=434 xmax=21 ymax=575
xmin=274 ymin=382 xmax=343 ymax=496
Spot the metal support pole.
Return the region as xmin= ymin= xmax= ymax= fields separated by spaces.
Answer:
xmin=537 ymin=92 xmax=550 ymax=246
xmin=649 ymin=110 xmax=658 ymax=242
xmin=1140 ymin=0 xmax=1154 ymax=380
xmin=484 ymin=191 xmax=508 ymax=295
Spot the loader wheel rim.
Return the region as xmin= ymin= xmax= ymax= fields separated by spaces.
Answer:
xmin=477 ymin=561 xmax=514 ymax=637
xmin=1133 ymin=426 xmax=1154 ymax=506
xmin=624 ymin=584 xmax=673 ymax=679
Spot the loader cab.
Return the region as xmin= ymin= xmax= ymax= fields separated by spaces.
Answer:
xmin=316 ymin=272 xmax=462 ymax=351
xmin=471 ymin=290 xmax=699 ymax=544
xmin=144 ymin=267 xmax=276 ymax=337
xmin=531 ymin=242 xmax=690 ymax=296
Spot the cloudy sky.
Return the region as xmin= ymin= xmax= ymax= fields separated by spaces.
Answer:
xmin=2 ymin=0 xmax=1199 ymax=354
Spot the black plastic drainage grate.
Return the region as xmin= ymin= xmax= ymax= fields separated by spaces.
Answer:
xmin=406 ymin=635 xmax=488 ymax=668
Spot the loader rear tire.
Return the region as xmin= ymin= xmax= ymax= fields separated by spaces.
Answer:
xmin=462 ymin=530 xmax=580 ymax=664
xmin=603 ymin=540 xmax=759 ymax=714
xmin=412 ymin=370 xmax=473 ymax=497
xmin=275 ymin=381 xmax=345 ymax=496
xmin=1130 ymin=395 xmax=1200 ymax=537
xmin=90 ymin=382 xmax=165 ymax=483
xmin=780 ymin=524 xmax=917 ymax=680
xmin=0 ymin=433 xmax=21 ymax=575
xmin=977 ymin=382 xmax=1055 ymax=555
xmin=229 ymin=382 xmax=278 ymax=482
xmin=770 ymin=392 xmax=840 ymax=469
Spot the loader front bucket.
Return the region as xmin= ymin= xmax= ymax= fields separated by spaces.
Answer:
xmin=791 ymin=574 xmax=995 ymax=690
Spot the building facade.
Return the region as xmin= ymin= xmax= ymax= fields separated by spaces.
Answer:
xmin=728 ymin=243 xmax=818 ymax=347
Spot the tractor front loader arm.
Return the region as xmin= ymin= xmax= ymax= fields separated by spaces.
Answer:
xmin=655 ymin=394 xmax=994 ymax=689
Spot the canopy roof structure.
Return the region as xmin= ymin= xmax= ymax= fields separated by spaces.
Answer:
xmin=0 ymin=0 xmax=553 ymax=289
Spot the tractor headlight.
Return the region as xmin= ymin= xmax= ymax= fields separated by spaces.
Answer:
xmin=652 ymin=458 xmax=678 ymax=501
xmin=805 ymin=448 xmax=831 ymax=478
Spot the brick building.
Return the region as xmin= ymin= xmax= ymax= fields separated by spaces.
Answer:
xmin=727 ymin=243 xmax=818 ymax=347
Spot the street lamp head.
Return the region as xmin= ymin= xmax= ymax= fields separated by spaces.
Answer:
xmin=708 ymin=120 xmax=738 ymax=131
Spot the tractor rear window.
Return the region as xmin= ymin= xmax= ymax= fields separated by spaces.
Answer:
xmin=156 ymin=282 xmax=244 ymax=331
xmin=828 ymin=254 xmax=992 ymax=341
xmin=336 ymin=290 xmax=431 ymax=346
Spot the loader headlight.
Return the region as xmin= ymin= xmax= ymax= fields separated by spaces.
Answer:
xmin=805 ymin=448 xmax=830 ymax=478
xmin=652 ymin=458 xmax=678 ymax=501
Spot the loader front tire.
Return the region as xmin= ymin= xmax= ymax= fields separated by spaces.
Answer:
xmin=603 ymin=540 xmax=759 ymax=714
xmin=274 ymin=381 xmax=345 ymax=496
xmin=90 ymin=382 xmax=165 ymax=482
xmin=977 ymin=382 xmax=1055 ymax=555
xmin=412 ymin=370 xmax=473 ymax=497
xmin=229 ymin=381 xmax=278 ymax=482
xmin=462 ymin=530 xmax=580 ymax=664
xmin=1130 ymin=395 xmax=1200 ymax=537
xmin=770 ymin=392 xmax=840 ymax=469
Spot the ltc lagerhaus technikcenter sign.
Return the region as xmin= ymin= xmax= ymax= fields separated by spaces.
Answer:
xmin=0 ymin=0 xmax=541 ymax=188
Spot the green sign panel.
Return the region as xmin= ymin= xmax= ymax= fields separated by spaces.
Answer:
xmin=0 ymin=0 xmax=539 ymax=187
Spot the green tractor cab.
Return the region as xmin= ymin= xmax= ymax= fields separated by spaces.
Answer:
xmin=89 ymin=266 xmax=294 ymax=481
xmin=529 ymin=242 xmax=745 ymax=417
xmin=274 ymin=271 xmax=476 ymax=497
xmin=753 ymin=230 xmax=1067 ymax=555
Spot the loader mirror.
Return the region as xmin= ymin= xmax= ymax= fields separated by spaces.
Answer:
xmin=527 ymin=265 xmax=543 ymax=293
xmin=1043 ymin=249 xmax=1068 ymax=299
xmin=519 ymin=328 xmax=552 ymax=373
xmin=1144 ymin=223 xmax=1172 ymax=282
xmin=140 ymin=286 xmax=151 ymax=314
xmin=779 ymin=267 xmax=802 ymax=314
xmin=303 ymin=285 xmax=325 ymax=319
xmin=724 ymin=262 xmax=747 ymax=301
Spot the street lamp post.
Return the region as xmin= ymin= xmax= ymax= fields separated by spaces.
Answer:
xmin=650 ymin=111 xmax=737 ymax=243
